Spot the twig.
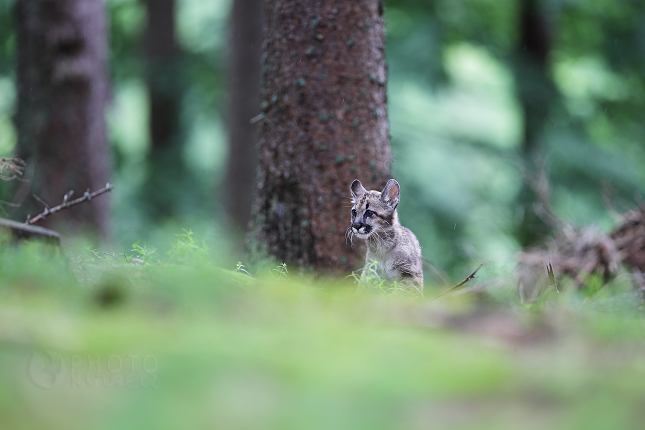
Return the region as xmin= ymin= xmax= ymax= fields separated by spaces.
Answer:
xmin=26 ymin=182 xmax=114 ymax=225
xmin=0 ymin=200 xmax=19 ymax=208
xmin=431 ymin=263 xmax=483 ymax=300
xmin=249 ymin=113 xmax=265 ymax=124
xmin=0 ymin=200 xmax=20 ymax=217
xmin=546 ymin=261 xmax=559 ymax=293
xmin=633 ymin=270 xmax=645 ymax=304
xmin=528 ymin=169 xmax=564 ymax=230
xmin=422 ymin=257 xmax=450 ymax=287
xmin=31 ymin=193 xmax=50 ymax=210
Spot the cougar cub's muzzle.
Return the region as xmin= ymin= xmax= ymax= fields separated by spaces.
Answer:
xmin=351 ymin=221 xmax=371 ymax=236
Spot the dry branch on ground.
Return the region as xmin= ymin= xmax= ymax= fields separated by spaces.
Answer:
xmin=518 ymin=205 xmax=645 ymax=301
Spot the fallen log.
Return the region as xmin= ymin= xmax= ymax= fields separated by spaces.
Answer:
xmin=0 ymin=218 xmax=60 ymax=245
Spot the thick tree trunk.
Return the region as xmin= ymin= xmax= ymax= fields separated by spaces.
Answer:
xmin=248 ymin=0 xmax=391 ymax=273
xmin=141 ymin=0 xmax=188 ymax=219
xmin=14 ymin=0 xmax=111 ymax=237
xmin=224 ymin=0 xmax=263 ymax=235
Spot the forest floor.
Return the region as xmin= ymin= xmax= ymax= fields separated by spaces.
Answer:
xmin=1 ymin=237 xmax=645 ymax=430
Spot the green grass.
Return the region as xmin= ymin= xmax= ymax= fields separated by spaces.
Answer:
xmin=1 ymin=238 xmax=645 ymax=430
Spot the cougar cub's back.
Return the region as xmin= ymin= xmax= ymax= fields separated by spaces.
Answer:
xmin=349 ymin=179 xmax=423 ymax=292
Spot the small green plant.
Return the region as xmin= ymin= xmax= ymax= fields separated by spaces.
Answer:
xmin=131 ymin=241 xmax=157 ymax=264
xmin=271 ymin=262 xmax=288 ymax=278
xmin=350 ymin=260 xmax=407 ymax=296
xmin=81 ymin=246 xmax=130 ymax=265
xmin=168 ymin=229 xmax=209 ymax=263
xmin=235 ymin=261 xmax=252 ymax=276
xmin=78 ymin=244 xmax=158 ymax=266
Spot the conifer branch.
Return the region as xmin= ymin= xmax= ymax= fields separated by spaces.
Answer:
xmin=0 ymin=157 xmax=25 ymax=182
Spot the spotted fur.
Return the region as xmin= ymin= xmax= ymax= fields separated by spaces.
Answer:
xmin=348 ymin=179 xmax=423 ymax=292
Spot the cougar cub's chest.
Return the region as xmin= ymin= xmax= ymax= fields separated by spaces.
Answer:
xmin=349 ymin=179 xmax=424 ymax=292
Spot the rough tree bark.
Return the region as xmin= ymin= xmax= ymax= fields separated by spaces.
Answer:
xmin=14 ymin=0 xmax=111 ymax=237
xmin=224 ymin=0 xmax=264 ymax=235
xmin=248 ymin=0 xmax=391 ymax=273
xmin=141 ymin=0 xmax=188 ymax=219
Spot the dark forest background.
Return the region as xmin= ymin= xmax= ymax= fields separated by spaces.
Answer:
xmin=1 ymin=0 xmax=645 ymax=277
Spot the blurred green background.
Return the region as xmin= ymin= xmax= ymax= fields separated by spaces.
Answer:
xmin=2 ymin=0 xmax=644 ymax=276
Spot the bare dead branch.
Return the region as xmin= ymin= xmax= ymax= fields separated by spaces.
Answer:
xmin=422 ymin=257 xmax=451 ymax=288
xmin=431 ymin=263 xmax=483 ymax=300
xmin=546 ymin=262 xmax=559 ymax=293
xmin=527 ymin=169 xmax=565 ymax=230
xmin=0 ymin=200 xmax=20 ymax=209
xmin=0 ymin=200 xmax=20 ymax=217
xmin=249 ymin=113 xmax=265 ymax=124
xmin=31 ymin=193 xmax=50 ymax=210
xmin=26 ymin=182 xmax=114 ymax=225
xmin=633 ymin=270 xmax=645 ymax=303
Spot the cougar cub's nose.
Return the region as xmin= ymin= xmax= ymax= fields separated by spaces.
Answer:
xmin=352 ymin=221 xmax=363 ymax=231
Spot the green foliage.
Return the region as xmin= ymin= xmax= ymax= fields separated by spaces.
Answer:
xmin=351 ymin=259 xmax=406 ymax=297
xmin=381 ymin=0 xmax=645 ymax=276
xmin=130 ymin=241 xmax=158 ymax=264
xmin=167 ymin=229 xmax=209 ymax=264
xmin=271 ymin=262 xmax=288 ymax=278
xmin=351 ymin=259 xmax=431 ymax=298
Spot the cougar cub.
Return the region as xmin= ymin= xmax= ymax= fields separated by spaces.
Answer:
xmin=349 ymin=179 xmax=423 ymax=292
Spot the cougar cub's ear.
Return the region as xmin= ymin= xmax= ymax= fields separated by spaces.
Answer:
xmin=380 ymin=179 xmax=400 ymax=209
xmin=350 ymin=179 xmax=367 ymax=201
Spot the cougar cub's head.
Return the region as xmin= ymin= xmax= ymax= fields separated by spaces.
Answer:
xmin=349 ymin=179 xmax=400 ymax=240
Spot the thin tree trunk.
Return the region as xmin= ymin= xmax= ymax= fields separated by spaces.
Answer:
xmin=224 ymin=0 xmax=263 ymax=236
xmin=248 ymin=0 xmax=391 ymax=273
xmin=141 ymin=0 xmax=187 ymax=219
xmin=14 ymin=0 xmax=111 ymax=237
xmin=517 ymin=0 xmax=554 ymax=157
xmin=513 ymin=0 xmax=558 ymax=247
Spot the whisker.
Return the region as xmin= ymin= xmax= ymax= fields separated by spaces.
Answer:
xmin=345 ymin=226 xmax=356 ymax=248
xmin=378 ymin=230 xmax=390 ymax=247
xmin=371 ymin=230 xmax=384 ymax=250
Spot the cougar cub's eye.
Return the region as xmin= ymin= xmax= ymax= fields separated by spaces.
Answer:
xmin=365 ymin=210 xmax=374 ymax=217
xmin=351 ymin=209 xmax=357 ymax=217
